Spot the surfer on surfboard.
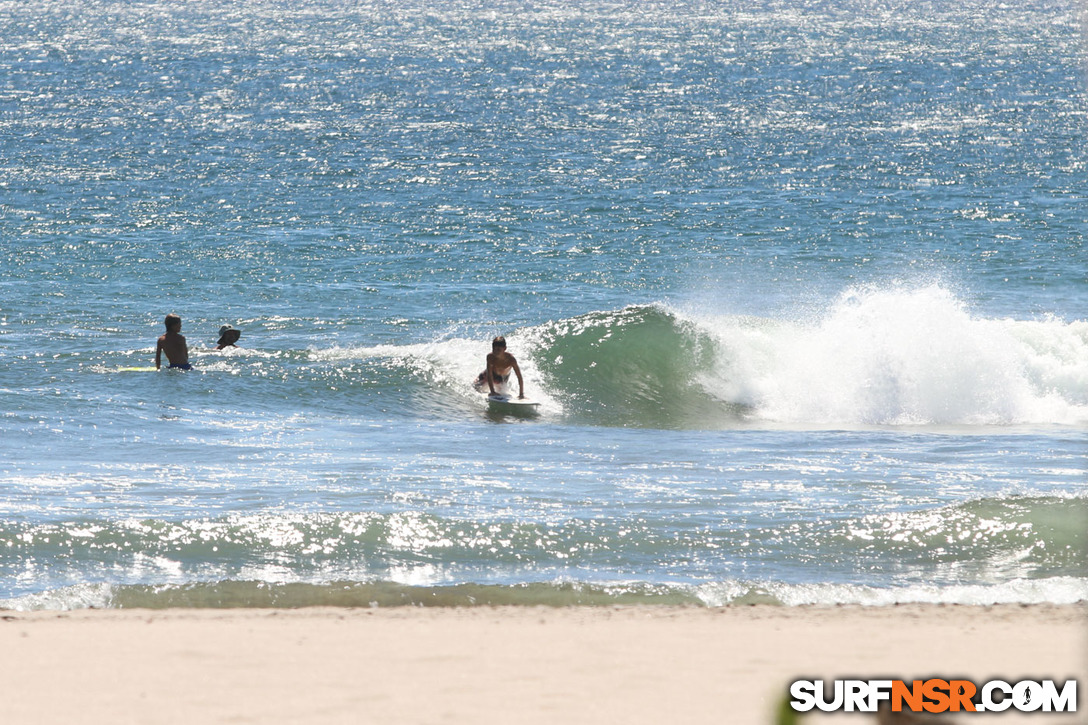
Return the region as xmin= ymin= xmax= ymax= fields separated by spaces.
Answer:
xmin=474 ymin=336 xmax=525 ymax=399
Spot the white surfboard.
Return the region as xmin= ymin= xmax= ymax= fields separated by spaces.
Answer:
xmin=487 ymin=393 xmax=541 ymax=417
xmin=117 ymin=366 xmax=158 ymax=372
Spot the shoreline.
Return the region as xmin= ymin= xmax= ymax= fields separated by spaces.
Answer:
xmin=2 ymin=603 xmax=1084 ymax=724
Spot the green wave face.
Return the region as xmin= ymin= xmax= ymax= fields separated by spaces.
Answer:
xmin=530 ymin=305 xmax=748 ymax=429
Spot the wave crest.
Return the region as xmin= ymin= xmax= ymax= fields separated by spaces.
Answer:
xmin=524 ymin=287 xmax=1087 ymax=428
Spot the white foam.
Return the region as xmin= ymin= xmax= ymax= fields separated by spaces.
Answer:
xmin=693 ymin=285 xmax=1088 ymax=427
xmin=0 ymin=583 xmax=115 ymax=611
xmin=307 ymin=336 xmax=562 ymax=413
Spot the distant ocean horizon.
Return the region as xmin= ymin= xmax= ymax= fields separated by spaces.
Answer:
xmin=1 ymin=0 xmax=1085 ymax=610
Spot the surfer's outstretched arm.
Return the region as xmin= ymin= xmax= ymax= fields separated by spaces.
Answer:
xmin=485 ymin=356 xmax=498 ymax=395
xmin=512 ymin=359 xmax=525 ymax=398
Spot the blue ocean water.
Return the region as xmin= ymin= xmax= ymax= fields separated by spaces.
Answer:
xmin=1 ymin=0 xmax=1085 ymax=609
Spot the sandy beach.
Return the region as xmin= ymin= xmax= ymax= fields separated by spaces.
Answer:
xmin=1 ymin=604 xmax=1083 ymax=724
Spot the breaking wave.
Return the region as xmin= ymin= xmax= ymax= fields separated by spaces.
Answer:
xmin=371 ymin=284 xmax=1087 ymax=429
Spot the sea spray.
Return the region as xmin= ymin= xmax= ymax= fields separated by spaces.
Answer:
xmin=692 ymin=285 xmax=1088 ymax=427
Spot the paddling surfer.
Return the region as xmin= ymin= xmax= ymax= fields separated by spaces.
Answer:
xmin=155 ymin=313 xmax=192 ymax=370
xmin=475 ymin=336 xmax=525 ymax=398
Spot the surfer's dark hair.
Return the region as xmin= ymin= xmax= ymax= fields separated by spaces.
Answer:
xmin=492 ymin=336 xmax=506 ymax=348
xmin=165 ymin=313 xmax=181 ymax=331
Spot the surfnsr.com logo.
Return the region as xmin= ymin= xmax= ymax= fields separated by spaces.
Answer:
xmin=789 ymin=679 xmax=1078 ymax=714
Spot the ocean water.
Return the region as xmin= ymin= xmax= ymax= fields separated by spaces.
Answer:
xmin=1 ymin=0 xmax=1086 ymax=610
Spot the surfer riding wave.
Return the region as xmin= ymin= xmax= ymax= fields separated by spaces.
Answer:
xmin=474 ymin=336 xmax=525 ymax=398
